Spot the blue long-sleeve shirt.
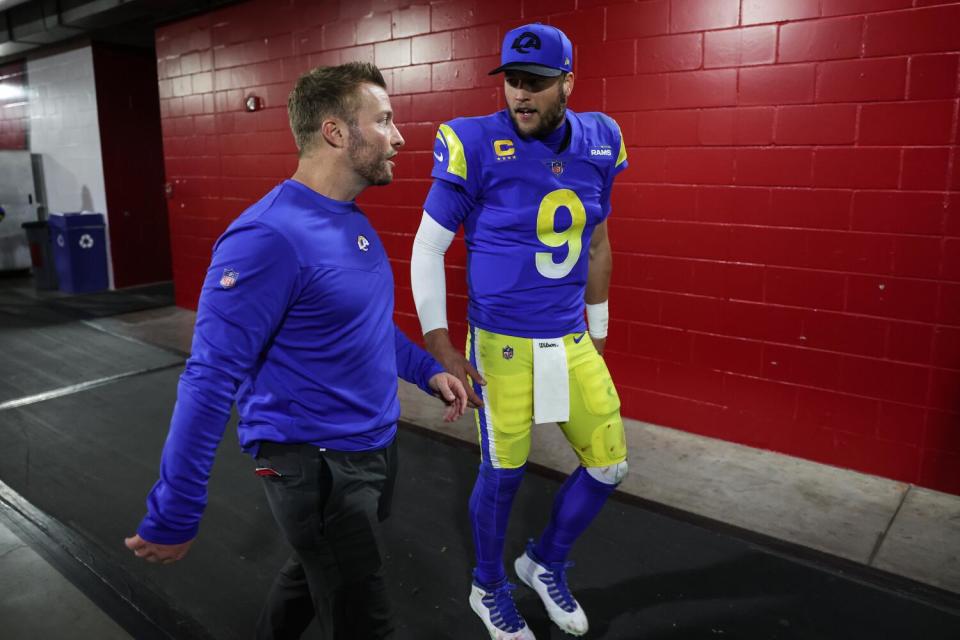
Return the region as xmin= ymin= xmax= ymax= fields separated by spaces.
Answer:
xmin=138 ymin=179 xmax=444 ymax=544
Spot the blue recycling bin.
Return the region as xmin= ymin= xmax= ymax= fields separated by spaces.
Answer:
xmin=48 ymin=212 xmax=109 ymax=293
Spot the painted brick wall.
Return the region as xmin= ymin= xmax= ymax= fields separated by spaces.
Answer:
xmin=156 ymin=0 xmax=960 ymax=494
xmin=28 ymin=47 xmax=109 ymax=222
xmin=0 ymin=61 xmax=28 ymax=150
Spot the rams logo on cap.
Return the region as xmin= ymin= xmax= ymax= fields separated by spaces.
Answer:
xmin=511 ymin=32 xmax=541 ymax=54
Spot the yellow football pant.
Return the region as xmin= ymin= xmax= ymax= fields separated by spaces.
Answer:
xmin=466 ymin=326 xmax=627 ymax=469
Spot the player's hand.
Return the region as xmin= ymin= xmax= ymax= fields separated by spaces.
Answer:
xmin=424 ymin=329 xmax=485 ymax=408
xmin=429 ymin=372 xmax=468 ymax=422
xmin=124 ymin=534 xmax=194 ymax=564
xmin=591 ymin=335 xmax=606 ymax=356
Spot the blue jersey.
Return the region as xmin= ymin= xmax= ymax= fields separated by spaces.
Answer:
xmin=425 ymin=109 xmax=627 ymax=338
xmin=139 ymin=179 xmax=443 ymax=544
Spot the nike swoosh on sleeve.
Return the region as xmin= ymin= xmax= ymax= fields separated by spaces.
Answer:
xmin=433 ymin=151 xmax=444 ymax=162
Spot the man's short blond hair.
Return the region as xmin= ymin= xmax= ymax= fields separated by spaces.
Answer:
xmin=287 ymin=62 xmax=386 ymax=156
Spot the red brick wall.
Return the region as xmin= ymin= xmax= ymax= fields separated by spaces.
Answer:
xmin=156 ymin=0 xmax=960 ymax=493
xmin=0 ymin=60 xmax=28 ymax=150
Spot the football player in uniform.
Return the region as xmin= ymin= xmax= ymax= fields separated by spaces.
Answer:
xmin=410 ymin=23 xmax=629 ymax=640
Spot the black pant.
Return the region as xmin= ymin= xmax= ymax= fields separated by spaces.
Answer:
xmin=254 ymin=439 xmax=398 ymax=640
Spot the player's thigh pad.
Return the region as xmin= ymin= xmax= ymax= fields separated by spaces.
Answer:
xmin=560 ymin=336 xmax=627 ymax=467
xmin=468 ymin=326 xmax=534 ymax=468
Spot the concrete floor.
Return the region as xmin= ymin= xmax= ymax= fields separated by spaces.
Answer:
xmin=90 ymin=304 xmax=960 ymax=595
xmin=403 ymin=383 xmax=960 ymax=595
xmin=1 ymin=282 xmax=958 ymax=638
xmin=0 ymin=510 xmax=130 ymax=639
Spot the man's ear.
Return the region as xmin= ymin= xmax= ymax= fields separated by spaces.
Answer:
xmin=563 ymin=72 xmax=574 ymax=100
xmin=320 ymin=117 xmax=346 ymax=149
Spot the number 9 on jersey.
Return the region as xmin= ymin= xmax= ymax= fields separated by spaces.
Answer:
xmin=535 ymin=188 xmax=587 ymax=280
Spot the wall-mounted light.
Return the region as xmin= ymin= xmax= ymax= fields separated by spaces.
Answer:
xmin=244 ymin=95 xmax=263 ymax=112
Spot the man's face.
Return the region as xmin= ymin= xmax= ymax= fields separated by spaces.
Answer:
xmin=504 ymin=70 xmax=572 ymax=138
xmin=347 ymin=83 xmax=404 ymax=186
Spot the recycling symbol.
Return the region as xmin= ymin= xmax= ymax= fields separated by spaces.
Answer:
xmin=79 ymin=234 xmax=95 ymax=249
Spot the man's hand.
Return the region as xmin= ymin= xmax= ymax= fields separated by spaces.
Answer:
xmin=591 ymin=335 xmax=606 ymax=356
xmin=429 ymin=372 xmax=468 ymax=422
xmin=424 ymin=329 xmax=485 ymax=408
xmin=124 ymin=534 xmax=194 ymax=564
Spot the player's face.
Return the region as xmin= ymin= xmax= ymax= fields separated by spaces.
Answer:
xmin=504 ymin=70 xmax=573 ymax=138
xmin=348 ymin=83 xmax=404 ymax=186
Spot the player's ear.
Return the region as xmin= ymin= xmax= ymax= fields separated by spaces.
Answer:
xmin=563 ymin=72 xmax=574 ymax=99
xmin=320 ymin=117 xmax=346 ymax=149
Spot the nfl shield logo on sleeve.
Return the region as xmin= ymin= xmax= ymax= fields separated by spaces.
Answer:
xmin=220 ymin=268 xmax=239 ymax=289
xmin=502 ymin=345 xmax=514 ymax=360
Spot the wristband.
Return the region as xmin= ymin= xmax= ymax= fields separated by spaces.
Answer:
xmin=586 ymin=300 xmax=609 ymax=339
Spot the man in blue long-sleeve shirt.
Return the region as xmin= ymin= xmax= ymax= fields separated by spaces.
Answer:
xmin=125 ymin=62 xmax=467 ymax=639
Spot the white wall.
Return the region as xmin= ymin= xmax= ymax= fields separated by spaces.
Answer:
xmin=27 ymin=46 xmax=113 ymax=286
xmin=28 ymin=47 xmax=106 ymax=214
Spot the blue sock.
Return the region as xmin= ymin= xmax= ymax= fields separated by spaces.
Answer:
xmin=534 ymin=466 xmax=616 ymax=565
xmin=469 ymin=463 xmax=526 ymax=587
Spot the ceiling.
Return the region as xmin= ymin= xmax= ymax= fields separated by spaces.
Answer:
xmin=0 ymin=0 xmax=241 ymax=65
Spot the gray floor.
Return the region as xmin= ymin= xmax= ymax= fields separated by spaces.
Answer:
xmin=1 ymin=278 xmax=958 ymax=639
xmin=91 ymin=303 xmax=960 ymax=595
xmin=0 ymin=516 xmax=130 ymax=640
xmin=402 ymin=382 xmax=960 ymax=594
xmin=0 ymin=280 xmax=187 ymax=639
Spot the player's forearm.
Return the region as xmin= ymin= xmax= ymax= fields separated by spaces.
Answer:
xmin=426 ymin=328 xmax=462 ymax=362
xmin=586 ymin=235 xmax=612 ymax=304
xmin=411 ymin=212 xmax=455 ymax=334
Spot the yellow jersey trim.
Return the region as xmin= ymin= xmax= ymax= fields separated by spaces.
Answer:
xmin=614 ymin=121 xmax=628 ymax=168
xmin=438 ymin=123 xmax=468 ymax=180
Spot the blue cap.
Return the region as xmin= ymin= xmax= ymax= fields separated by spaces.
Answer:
xmin=489 ymin=23 xmax=573 ymax=77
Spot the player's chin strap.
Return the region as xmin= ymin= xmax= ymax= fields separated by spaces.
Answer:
xmin=411 ymin=211 xmax=456 ymax=334
xmin=586 ymin=300 xmax=609 ymax=339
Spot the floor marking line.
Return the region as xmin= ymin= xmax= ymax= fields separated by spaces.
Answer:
xmin=0 ymin=362 xmax=184 ymax=411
